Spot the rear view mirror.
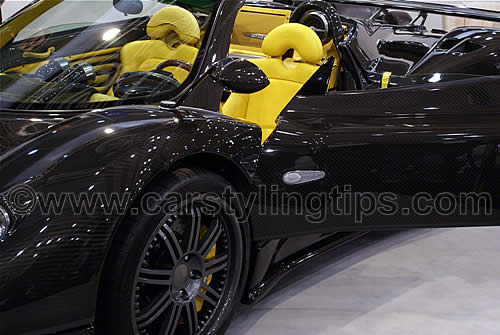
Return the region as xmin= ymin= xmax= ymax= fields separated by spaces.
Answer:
xmin=209 ymin=58 xmax=270 ymax=94
xmin=113 ymin=0 xmax=143 ymax=15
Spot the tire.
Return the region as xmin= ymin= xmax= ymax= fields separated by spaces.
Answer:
xmin=97 ymin=168 xmax=247 ymax=335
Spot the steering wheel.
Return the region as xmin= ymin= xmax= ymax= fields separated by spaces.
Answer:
xmin=290 ymin=1 xmax=365 ymax=90
xmin=155 ymin=59 xmax=193 ymax=72
xmin=290 ymin=1 xmax=344 ymax=46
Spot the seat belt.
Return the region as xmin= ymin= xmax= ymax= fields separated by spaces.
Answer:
xmin=381 ymin=71 xmax=392 ymax=89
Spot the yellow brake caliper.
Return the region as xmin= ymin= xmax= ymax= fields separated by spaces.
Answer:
xmin=196 ymin=225 xmax=216 ymax=312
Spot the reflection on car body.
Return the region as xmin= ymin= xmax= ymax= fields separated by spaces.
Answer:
xmin=0 ymin=0 xmax=499 ymax=334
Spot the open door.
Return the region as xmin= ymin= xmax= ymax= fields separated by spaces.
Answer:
xmin=252 ymin=75 xmax=500 ymax=240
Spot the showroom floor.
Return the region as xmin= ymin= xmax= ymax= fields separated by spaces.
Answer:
xmin=227 ymin=227 xmax=500 ymax=335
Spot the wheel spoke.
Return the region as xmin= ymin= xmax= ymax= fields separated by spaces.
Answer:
xmin=158 ymin=223 xmax=183 ymax=262
xmin=134 ymin=198 xmax=231 ymax=334
xmin=183 ymin=206 xmax=202 ymax=253
xmin=205 ymin=254 xmax=228 ymax=269
xmin=198 ymin=219 xmax=221 ymax=257
xmin=205 ymin=254 xmax=228 ymax=276
xmin=184 ymin=300 xmax=199 ymax=334
xmin=138 ymin=268 xmax=172 ymax=286
xmin=160 ymin=304 xmax=182 ymax=335
xmin=197 ymin=287 xmax=218 ymax=307
xmin=201 ymin=282 xmax=221 ymax=302
xmin=137 ymin=293 xmax=172 ymax=329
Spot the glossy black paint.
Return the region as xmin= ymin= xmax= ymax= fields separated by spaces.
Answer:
xmin=0 ymin=0 xmax=499 ymax=334
xmin=209 ymin=57 xmax=270 ymax=94
xmin=345 ymin=10 xmax=500 ymax=80
xmin=332 ymin=0 xmax=500 ymax=23
xmin=0 ymin=106 xmax=261 ymax=334
xmin=253 ymin=75 xmax=500 ymax=239
xmin=0 ymin=112 xmax=67 ymax=156
xmin=410 ymin=27 xmax=500 ymax=76
xmin=298 ymin=56 xmax=336 ymax=95
xmin=377 ymin=40 xmax=430 ymax=63
xmin=245 ymin=232 xmax=367 ymax=304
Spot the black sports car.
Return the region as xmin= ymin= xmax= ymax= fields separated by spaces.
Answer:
xmin=0 ymin=0 xmax=499 ymax=334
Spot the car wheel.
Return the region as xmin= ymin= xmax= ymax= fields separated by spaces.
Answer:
xmin=98 ymin=168 xmax=246 ymax=335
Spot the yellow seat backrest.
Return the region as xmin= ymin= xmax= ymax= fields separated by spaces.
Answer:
xmin=119 ymin=40 xmax=199 ymax=82
xmin=222 ymin=23 xmax=323 ymax=143
xmin=116 ymin=6 xmax=200 ymax=87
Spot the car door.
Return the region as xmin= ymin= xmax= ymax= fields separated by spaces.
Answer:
xmin=251 ymin=75 xmax=500 ymax=240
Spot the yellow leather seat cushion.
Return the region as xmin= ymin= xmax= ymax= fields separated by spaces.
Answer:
xmin=224 ymin=59 xmax=318 ymax=141
xmin=223 ymin=24 xmax=323 ymax=143
xmin=224 ymin=79 xmax=302 ymax=141
xmin=119 ymin=40 xmax=198 ymax=83
xmin=89 ymin=93 xmax=119 ymax=102
xmin=252 ymin=58 xmax=320 ymax=85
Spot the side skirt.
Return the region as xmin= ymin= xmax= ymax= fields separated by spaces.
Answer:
xmin=243 ymin=231 xmax=368 ymax=304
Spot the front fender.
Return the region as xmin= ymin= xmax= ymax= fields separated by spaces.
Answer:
xmin=0 ymin=105 xmax=261 ymax=334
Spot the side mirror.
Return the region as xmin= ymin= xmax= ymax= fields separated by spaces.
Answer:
xmin=113 ymin=0 xmax=143 ymax=15
xmin=209 ymin=58 xmax=270 ymax=94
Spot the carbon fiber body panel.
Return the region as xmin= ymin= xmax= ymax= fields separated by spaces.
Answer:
xmin=0 ymin=0 xmax=499 ymax=333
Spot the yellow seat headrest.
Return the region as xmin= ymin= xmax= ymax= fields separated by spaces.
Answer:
xmin=147 ymin=6 xmax=201 ymax=45
xmin=262 ymin=23 xmax=324 ymax=64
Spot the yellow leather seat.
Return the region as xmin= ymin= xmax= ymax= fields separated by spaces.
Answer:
xmin=89 ymin=93 xmax=119 ymax=102
xmin=222 ymin=23 xmax=324 ymax=143
xmin=116 ymin=6 xmax=200 ymax=89
xmin=119 ymin=41 xmax=198 ymax=82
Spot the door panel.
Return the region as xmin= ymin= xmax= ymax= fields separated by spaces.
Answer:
xmin=229 ymin=5 xmax=291 ymax=57
xmin=252 ymin=76 xmax=500 ymax=240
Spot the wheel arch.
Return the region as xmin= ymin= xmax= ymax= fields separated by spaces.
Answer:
xmin=164 ymin=152 xmax=257 ymax=306
xmin=168 ymin=152 xmax=255 ymax=195
xmin=96 ymin=152 xmax=257 ymax=321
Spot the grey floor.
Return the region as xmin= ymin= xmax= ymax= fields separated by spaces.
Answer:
xmin=227 ymin=228 xmax=500 ymax=335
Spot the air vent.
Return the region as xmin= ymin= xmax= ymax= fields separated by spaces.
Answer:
xmin=439 ymin=38 xmax=461 ymax=50
xmin=439 ymin=37 xmax=484 ymax=54
xmin=450 ymin=40 xmax=484 ymax=54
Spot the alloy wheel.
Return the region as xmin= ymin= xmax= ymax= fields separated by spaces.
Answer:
xmin=132 ymin=202 xmax=231 ymax=335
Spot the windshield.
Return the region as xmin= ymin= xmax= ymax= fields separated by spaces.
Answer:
xmin=0 ymin=0 xmax=218 ymax=109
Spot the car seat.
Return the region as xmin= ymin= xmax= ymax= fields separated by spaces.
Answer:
xmin=222 ymin=23 xmax=325 ymax=143
xmin=118 ymin=5 xmax=200 ymax=84
xmin=91 ymin=6 xmax=201 ymax=102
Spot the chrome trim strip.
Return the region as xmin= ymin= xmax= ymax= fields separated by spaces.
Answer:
xmin=282 ymin=170 xmax=326 ymax=185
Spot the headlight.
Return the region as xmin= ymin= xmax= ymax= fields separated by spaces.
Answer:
xmin=0 ymin=205 xmax=11 ymax=241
